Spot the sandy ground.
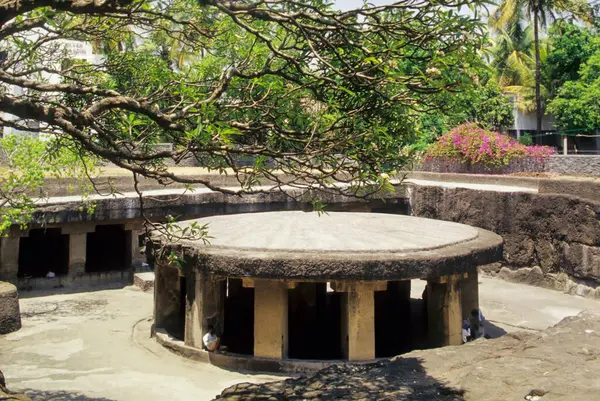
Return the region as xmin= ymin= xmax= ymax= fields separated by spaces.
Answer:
xmin=1 ymin=277 xmax=599 ymax=401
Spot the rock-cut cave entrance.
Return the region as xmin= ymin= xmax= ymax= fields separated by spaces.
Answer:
xmin=85 ymin=225 xmax=128 ymax=272
xmin=18 ymin=228 xmax=69 ymax=278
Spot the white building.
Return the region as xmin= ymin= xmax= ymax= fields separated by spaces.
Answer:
xmin=1 ymin=39 xmax=101 ymax=138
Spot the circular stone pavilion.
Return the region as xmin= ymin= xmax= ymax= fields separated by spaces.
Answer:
xmin=152 ymin=211 xmax=503 ymax=372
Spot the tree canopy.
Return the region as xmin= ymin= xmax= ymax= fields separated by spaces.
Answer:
xmin=489 ymin=0 xmax=593 ymax=132
xmin=544 ymin=22 xmax=600 ymax=131
xmin=0 ymin=0 xmax=488 ymax=199
xmin=548 ymin=51 xmax=600 ymax=130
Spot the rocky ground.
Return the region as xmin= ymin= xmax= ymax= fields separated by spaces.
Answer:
xmin=216 ymin=311 xmax=600 ymax=401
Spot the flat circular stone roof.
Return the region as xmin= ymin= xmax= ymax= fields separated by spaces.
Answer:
xmin=184 ymin=212 xmax=479 ymax=253
xmin=158 ymin=211 xmax=503 ymax=280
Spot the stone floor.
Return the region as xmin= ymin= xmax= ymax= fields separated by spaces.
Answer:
xmin=1 ymin=277 xmax=599 ymax=401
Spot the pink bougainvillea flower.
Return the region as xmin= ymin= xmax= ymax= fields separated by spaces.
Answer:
xmin=425 ymin=123 xmax=556 ymax=166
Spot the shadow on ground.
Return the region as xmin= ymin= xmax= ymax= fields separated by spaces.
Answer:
xmin=484 ymin=320 xmax=508 ymax=339
xmin=214 ymin=358 xmax=465 ymax=400
xmin=24 ymin=390 xmax=117 ymax=401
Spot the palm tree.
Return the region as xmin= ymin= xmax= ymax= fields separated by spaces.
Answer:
xmin=491 ymin=23 xmax=549 ymax=112
xmin=490 ymin=0 xmax=592 ymax=134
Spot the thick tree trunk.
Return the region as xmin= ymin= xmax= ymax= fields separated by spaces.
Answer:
xmin=533 ymin=8 xmax=542 ymax=135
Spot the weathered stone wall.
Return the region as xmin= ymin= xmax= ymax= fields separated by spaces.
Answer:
xmin=418 ymin=155 xmax=600 ymax=177
xmin=547 ymin=155 xmax=600 ymax=177
xmin=409 ymin=185 xmax=600 ymax=298
xmin=418 ymin=157 xmax=548 ymax=175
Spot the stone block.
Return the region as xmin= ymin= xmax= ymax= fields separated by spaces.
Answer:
xmin=562 ymin=243 xmax=600 ymax=282
xmin=497 ymin=266 xmax=556 ymax=289
xmin=0 ymin=281 xmax=21 ymax=334
xmin=479 ymin=263 xmax=502 ymax=276
xmin=534 ymin=238 xmax=559 ymax=273
xmin=134 ymin=272 xmax=155 ymax=292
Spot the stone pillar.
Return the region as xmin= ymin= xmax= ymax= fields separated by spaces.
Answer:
xmin=341 ymin=283 xmax=375 ymax=361
xmin=184 ymin=272 xmax=202 ymax=348
xmin=68 ymin=233 xmax=87 ymax=276
xmin=427 ymin=275 xmax=462 ymax=347
xmin=185 ymin=272 xmax=226 ymax=349
xmin=0 ymin=237 xmax=20 ymax=282
xmin=126 ymin=229 xmax=146 ymax=269
xmin=62 ymin=224 xmax=95 ymax=276
xmin=461 ymin=270 xmax=479 ymax=322
xmin=153 ymin=263 xmax=182 ymax=334
xmin=254 ymin=279 xmax=289 ymax=359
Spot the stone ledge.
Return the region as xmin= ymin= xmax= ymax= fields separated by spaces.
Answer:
xmin=479 ymin=265 xmax=600 ymax=300
xmin=154 ymin=327 xmax=380 ymax=374
xmin=12 ymin=270 xmax=133 ymax=292
xmin=408 ymin=171 xmax=541 ymax=189
xmin=158 ymin=226 xmax=502 ymax=281
xmin=154 ymin=328 xmax=210 ymax=363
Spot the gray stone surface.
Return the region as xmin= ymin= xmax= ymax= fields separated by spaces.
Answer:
xmin=0 ymin=281 xmax=21 ymax=334
xmin=181 ymin=212 xmax=479 ymax=253
xmin=1 ymin=287 xmax=279 ymax=401
xmin=215 ymin=310 xmax=600 ymax=401
xmin=157 ymin=212 xmax=503 ymax=280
